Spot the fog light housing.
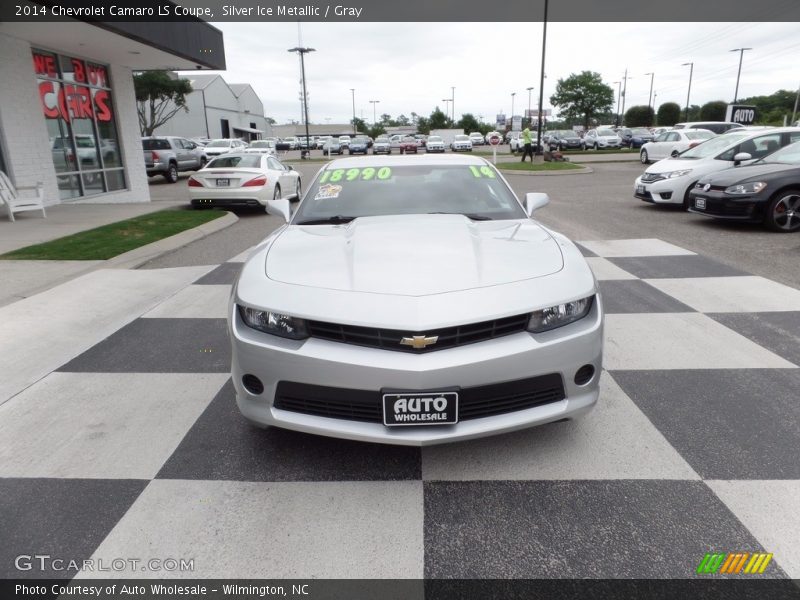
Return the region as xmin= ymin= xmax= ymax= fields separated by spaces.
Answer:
xmin=574 ymin=364 xmax=595 ymax=386
xmin=242 ymin=374 xmax=264 ymax=395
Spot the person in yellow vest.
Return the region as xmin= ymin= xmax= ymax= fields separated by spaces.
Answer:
xmin=521 ymin=127 xmax=534 ymax=162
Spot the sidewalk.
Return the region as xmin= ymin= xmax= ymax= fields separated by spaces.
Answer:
xmin=0 ymin=198 xmax=233 ymax=307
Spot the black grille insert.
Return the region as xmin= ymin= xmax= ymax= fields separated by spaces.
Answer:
xmin=307 ymin=314 xmax=530 ymax=353
xmin=274 ymin=373 xmax=566 ymax=424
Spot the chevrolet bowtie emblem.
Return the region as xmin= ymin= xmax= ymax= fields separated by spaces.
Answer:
xmin=400 ymin=335 xmax=439 ymax=349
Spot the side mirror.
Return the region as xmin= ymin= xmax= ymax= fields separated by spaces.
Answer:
xmin=524 ymin=192 xmax=550 ymax=216
xmin=265 ymin=198 xmax=291 ymax=222
xmin=733 ymin=152 xmax=752 ymax=165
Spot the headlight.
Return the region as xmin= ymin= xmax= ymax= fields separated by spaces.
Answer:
xmin=664 ymin=169 xmax=693 ymax=179
xmin=238 ymin=306 xmax=308 ymax=339
xmin=527 ymin=296 xmax=594 ymax=333
xmin=725 ymin=181 xmax=767 ymax=195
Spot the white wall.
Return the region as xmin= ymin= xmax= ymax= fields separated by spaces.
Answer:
xmin=0 ymin=32 xmax=150 ymax=205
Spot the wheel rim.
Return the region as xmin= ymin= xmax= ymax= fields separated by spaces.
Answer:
xmin=273 ymin=186 xmax=281 ymax=200
xmin=296 ymin=180 xmax=301 ymax=198
xmin=640 ymin=150 xmax=647 ymax=163
xmin=773 ymin=193 xmax=800 ymax=231
xmin=169 ymin=166 xmax=177 ymax=181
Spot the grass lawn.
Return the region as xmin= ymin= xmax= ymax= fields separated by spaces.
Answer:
xmin=1 ymin=209 xmax=227 ymax=261
xmin=499 ymin=162 xmax=584 ymax=172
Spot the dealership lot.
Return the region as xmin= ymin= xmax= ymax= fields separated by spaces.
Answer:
xmin=1 ymin=162 xmax=799 ymax=580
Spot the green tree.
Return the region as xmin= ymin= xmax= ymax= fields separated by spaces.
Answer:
xmin=396 ymin=114 xmax=410 ymax=126
xmin=368 ymin=124 xmax=386 ymax=138
xmin=699 ymin=101 xmax=728 ymax=121
xmin=379 ymin=113 xmax=393 ymax=126
xmin=457 ymin=113 xmax=482 ymax=133
xmin=416 ymin=116 xmax=431 ymax=135
xmin=624 ymin=105 xmax=655 ymax=127
xmin=133 ymin=71 xmax=193 ymax=136
xmin=739 ymin=89 xmax=797 ymax=124
xmin=265 ymin=117 xmax=276 ymax=125
xmin=549 ymin=71 xmax=614 ymax=130
xmin=428 ymin=107 xmax=451 ymax=130
xmin=351 ymin=116 xmax=367 ymax=134
xmin=656 ymin=102 xmax=681 ymax=126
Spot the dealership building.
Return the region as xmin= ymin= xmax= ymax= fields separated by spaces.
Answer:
xmin=0 ymin=13 xmax=225 ymax=206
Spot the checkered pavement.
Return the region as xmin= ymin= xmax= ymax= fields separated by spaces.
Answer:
xmin=1 ymin=238 xmax=799 ymax=581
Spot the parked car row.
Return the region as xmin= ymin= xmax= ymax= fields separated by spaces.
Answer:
xmin=633 ymin=126 xmax=800 ymax=232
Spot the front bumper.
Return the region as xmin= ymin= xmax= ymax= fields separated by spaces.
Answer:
xmin=230 ymin=297 xmax=603 ymax=446
xmin=634 ymin=175 xmax=687 ymax=205
xmin=687 ymin=190 xmax=764 ymax=222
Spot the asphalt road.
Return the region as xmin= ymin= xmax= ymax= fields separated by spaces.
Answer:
xmin=143 ymin=161 xmax=800 ymax=289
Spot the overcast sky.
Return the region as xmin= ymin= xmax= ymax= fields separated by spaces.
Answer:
xmin=182 ymin=22 xmax=800 ymax=125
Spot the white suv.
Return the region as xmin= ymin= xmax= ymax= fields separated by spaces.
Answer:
xmin=634 ymin=127 xmax=800 ymax=208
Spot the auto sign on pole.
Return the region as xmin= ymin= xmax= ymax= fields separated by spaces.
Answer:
xmin=489 ymin=133 xmax=501 ymax=164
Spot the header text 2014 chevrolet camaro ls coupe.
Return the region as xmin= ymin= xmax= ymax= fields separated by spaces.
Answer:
xmin=229 ymin=155 xmax=603 ymax=445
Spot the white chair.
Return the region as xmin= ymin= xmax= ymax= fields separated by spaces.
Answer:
xmin=0 ymin=171 xmax=46 ymax=222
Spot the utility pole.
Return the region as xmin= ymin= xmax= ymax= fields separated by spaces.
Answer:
xmin=526 ymin=86 xmax=534 ymax=127
xmin=613 ymin=81 xmax=621 ymax=127
xmin=350 ymin=88 xmax=356 ymax=135
xmin=653 ymin=91 xmax=658 ymax=123
xmin=644 ymin=72 xmax=654 ymax=124
xmin=620 ymin=69 xmax=630 ymax=126
xmin=288 ymin=46 xmax=315 ymax=159
xmin=793 ymin=80 xmax=800 ymax=124
xmin=536 ymin=0 xmax=548 ymax=155
xmin=682 ymin=62 xmax=694 ymax=121
xmin=369 ymin=99 xmax=380 ymax=125
xmin=511 ymin=92 xmax=516 ymax=126
xmin=451 ymin=86 xmax=455 ymax=122
xmin=442 ymin=99 xmax=452 ymax=122
xmin=730 ymin=47 xmax=752 ymax=102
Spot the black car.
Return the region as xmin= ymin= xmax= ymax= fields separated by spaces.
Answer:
xmin=688 ymin=140 xmax=800 ymax=232
xmin=619 ymin=128 xmax=655 ymax=148
xmin=547 ymin=130 xmax=585 ymax=151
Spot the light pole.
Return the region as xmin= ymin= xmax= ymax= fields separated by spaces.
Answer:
xmin=536 ymin=0 xmax=548 ymax=154
xmin=511 ymin=92 xmax=516 ymax=127
xmin=350 ymin=88 xmax=356 ymax=135
xmin=644 ymin=72 xmax=654 ymax=124
xmin=653 ymin=91 xmax=658 ymax=123
xmin=526 ymin=86 xmax=534 ymax=128
xmin=369 ymin=99 xmax=380 ymax=126
xmin=613 ymin=81 xmax=621 ymax=127
xmin=730 ymin=47 xmax=752 ymax=102
xmin=442 ymin=99 xmax=452 ymax=122
xmin=288 ymin=46 xmax=315 ymax=159
xmin=682 ymin=62 xmax=694 ymax=122
xmin=620 ymin=69 xmax=630 ymax=126
xmin=451 ymin=86 xmax=455 ymax=122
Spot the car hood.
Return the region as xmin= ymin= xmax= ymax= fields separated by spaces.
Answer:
xmin=646 ymin=156 xmax=707 ymax=173
xmin=265 ymin=214 xmax=564 ymax=296
xmin=700 ymin=163 xmax=800 ymax=185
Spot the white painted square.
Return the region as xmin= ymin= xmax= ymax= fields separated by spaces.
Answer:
xmin=708 ymin=480 xmax=800 ymax=578
xmin=578 ymin=238 xmax=696 ymax=258
xmin=0 ymin=372 xmax=228 ymax=479
xmin=604 ymin=313 xmax=796 ymax=370
xmin=228 ymin=245 xmax=256 ymax=263
xmin=142 ymin=285 xmax=231 ymax=319
xmin=585 ymin=257 xmax=637 ymax=280
xmin=79 ymin=480 xmax=424 ymax=579
xmin=422 ymin=372 xmax=699 ymax=481
xmin=646 ymin=276 xmax=800 ymax=313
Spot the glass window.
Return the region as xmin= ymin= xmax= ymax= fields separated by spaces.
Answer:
xmin=208 ymin=155 xmax=262 ymax=169
xmin=33 ymin=49 xmax=125 ymax=198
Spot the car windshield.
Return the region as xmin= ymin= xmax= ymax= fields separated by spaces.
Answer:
xmin=679 ymin=132 xmax=749 ymax=159
xmin=631 ymin=129 xmax=650 ymax=136
xmin=455 ymin=135 xmax=469 ymax=141
xmin=597 ymin=129 xmax=616 ymax=137
xmin=207 ymin=155 xmax=262 ymax=168
xmin=355 ymin=137 xmax=369 ymax=143
xmin=428 ymin=136 xmax=443 ymax=142
xmin=294 ymin=164 xmax=526 ymax=224
xmin=207 ymin=140 xmax=231 ymax=147
xmin=685 ymin=131 xmax=714 ymax=140
xmin=376 ymin=137 xmax=389 ymax=143
xmin=758 ymin=141 xmax=800 ymax=165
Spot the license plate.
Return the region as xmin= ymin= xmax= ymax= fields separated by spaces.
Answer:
xmin=382 ymin=391 xmax=458 ymax=427
xmin=216 ymin=178 xmax=230 ymax=187
xmin=695 ymin=197 xmax=706 ymax=209
xmin=636 ymin=185 xmax=646 ymax=194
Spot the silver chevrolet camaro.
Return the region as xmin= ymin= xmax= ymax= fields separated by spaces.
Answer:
xmin=229 ymin=154 xmax=603 ymax=445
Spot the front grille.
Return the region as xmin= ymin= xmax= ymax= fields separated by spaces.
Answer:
xmin=307 ymin=314 xmax=530 ymax=353
xmin=641 ymin=173 xmax=665 ymax=183
xmin=701 ymin=201 xmax=755 ymax=217
xmin=273 ymin=373 xmax=566 ymax=423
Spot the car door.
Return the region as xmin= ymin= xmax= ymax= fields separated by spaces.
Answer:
xmin=267 ymin=156 xmax=293 ymax=195
xmin=179 ymin=139 xmax=201 ymax=168
xmin=664 ymin=132 xmax=683 ymax=157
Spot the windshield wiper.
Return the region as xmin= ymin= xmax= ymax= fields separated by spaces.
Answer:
xmin=294 ymin=215 xmax=357 ymax=225
xmin=427 ymin=212 xmax=493 ymax=221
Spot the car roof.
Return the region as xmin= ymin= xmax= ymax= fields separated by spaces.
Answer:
xmin=325 ymin=154 xmax=492 ymax=168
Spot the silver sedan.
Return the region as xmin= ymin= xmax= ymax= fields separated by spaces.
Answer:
xmin=229 ymin=154 xmax=603 ymax=445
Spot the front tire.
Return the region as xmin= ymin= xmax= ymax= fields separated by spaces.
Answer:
xmin=163 ymin=163 xmax=178 ymax=183
xmin=273 ymin=184 xmax=281 ymax=200
xmin=640 ymin=149 xmax=649 ymax=164
xmin=594 ymin=143 xmax=599 ymax=150
xmin=682 ymin=182 xmax=698 ymax=211
xmin=294 ymin=179 xmax=302 ymax=202
xmin=764 ymin=188 xmax=800 ymax=232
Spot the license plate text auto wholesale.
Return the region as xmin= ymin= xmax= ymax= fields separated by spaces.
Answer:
xmin=216 ymin=179 xmax=230 ymax=187
xmin=382 ymin=391 xmax=458 ymax=426
xmin=695 ymin=197 xmax=706 ymax=209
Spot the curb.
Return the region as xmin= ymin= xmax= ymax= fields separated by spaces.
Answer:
xmin=498 ymin=165 xmax=594 ymax=176
xmin=104 ymin=210 xmax=238 ymax=269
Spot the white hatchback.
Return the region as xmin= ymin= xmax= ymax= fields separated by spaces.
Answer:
xmin=634 ymin=128 xmax=800 ymax=208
